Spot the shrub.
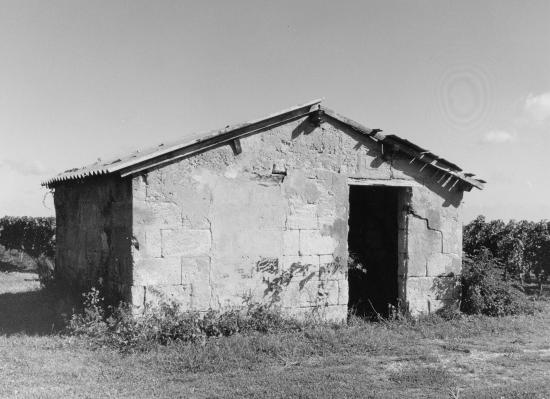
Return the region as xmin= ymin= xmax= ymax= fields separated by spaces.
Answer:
xmin=460 ymin=249 xmax=535 ymax=316
xmin=67 ymin=290 xmax=306 ymax=350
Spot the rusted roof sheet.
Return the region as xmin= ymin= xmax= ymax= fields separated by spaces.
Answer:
xmin=43 ymin=99 xmax=485 ymax=190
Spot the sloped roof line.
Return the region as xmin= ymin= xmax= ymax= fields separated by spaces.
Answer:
xmin=43 ymin=99 xmax=485 ymax=190
xmin=319 ymin=107 xmax=484 ymax=190
xmin=42 ymin=99 xmax=322 ymax=186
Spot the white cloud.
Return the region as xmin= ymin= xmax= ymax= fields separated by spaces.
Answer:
xmin=524 ymin=92 xmax=550 ymax=124
xmin=480 ymin=130 xmax=516 ymax=144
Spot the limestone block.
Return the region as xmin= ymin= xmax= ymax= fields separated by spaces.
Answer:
xmin=132 ymin=175 xmax=147 ymax=202
xmin=209 ymin=256 xmax=266 ymax=308
xmin=317 ymin=207 xmax=338 ymax=231
xmin=188 ymin=280 xmax=212 ymax=311
xmin=278 ymin=278 xmax=320 ymax=308
xmin=161 ymin=229 xmax=211 ymax=257
xmin=397 ymin=229 xmax=407 ymax=255
xmin=133 ymin=257 xmax=181 ymax=286
xmin=214 ymin=228 xmax=282 ymax=258
xmin=407 ymin=277 xmax=436 ymax=302
xmin=251 ymin=188 xmax=286 ymax=230
xmin=286 ymin=203 xmax=318 ymax=230
xmin=210 ymin=276 xmax=264 ymax=310
xmin=449 ymin=255 xmax=462 ymax=275
xmin=145 ymin=285 xmax=192 ymax=309
xmin=131 ymin=230 xmax=144 ymax=261
xmin=143 ymin=229 xmax=162 ymax=258
xmin=181 ymin=257 xmax=210 ymax=285
xmin=442 ymin=222 xmax=462 ymax=255
xmin=316 ymin=186 xmax=343 ymax=222
xmin=255 ymin=256 xmax=280 ymax=276
xmin=134 ymin=200 xmax=181 ymax=228
xmin=210 ymin=291 xmax=249 ymax=310
xmin=131 ymin=285 xmax=145 ymax=309
xmin=315 ymin=168 xmax=334 ymax=182
xmin=426 ymin=253 xmax=461 ymax=276
xmin=353 ymin=148 xmax=392 ymax=179
xmin=283 ymin=230 xmax=300 ymax=256
xmin=319 ymin=279 xmax=339 ymax=306
xmin=406 ymin=276 xmax=460 ymax=303
xmin=397 ymin=197 xmax=409 ymax=230
xmin=300 ymin=229 xmax=338 ymax=255
xmin=407 ymin=217 xmax=442 ymax=266
xmin=283 ymin=170 xmax=322 ymax=204
xmin=282 ymin=255 xmax=319 ymax=276
xmin=397 ymin=253 xmax=408 ymax=276
xmin=319 ymin=254 xmax=346 ymax=279
xmin=338 ymin=279 xmax=349 ymax=306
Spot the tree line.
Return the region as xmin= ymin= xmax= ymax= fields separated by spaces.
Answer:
xmin=0 ymin=216 xmax=56 ymax=259
xmin=463 ymin=216 xmax=550 ymax=289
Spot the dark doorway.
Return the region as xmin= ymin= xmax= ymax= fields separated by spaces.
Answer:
xmin=348 ymin=186 xmax=400 ymax=318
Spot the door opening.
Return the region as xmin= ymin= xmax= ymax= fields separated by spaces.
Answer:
xmin=348 ymin=185 xmax=400 ymax=319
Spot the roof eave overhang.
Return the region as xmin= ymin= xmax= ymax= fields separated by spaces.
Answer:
xmin=116 ymin=99 xmax=322 ymax=178
xmin=43 ymin=99 xmax=485 ymax=191
xmin=320 ymin=106 xmax=485 ymax=191
xmin=42 ymin=99 xmax=323 ymax=187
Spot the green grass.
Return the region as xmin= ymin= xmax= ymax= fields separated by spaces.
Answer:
xmin=1 ymin=272 xmax=550 ymax=398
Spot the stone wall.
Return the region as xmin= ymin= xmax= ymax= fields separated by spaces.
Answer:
xmin=54 ymin=176 xmax=132 ymax=303
xmin=130 ymin=115 xmax=465 ymax=319
xmin=404 ymin=183 xmax=463 ymax=314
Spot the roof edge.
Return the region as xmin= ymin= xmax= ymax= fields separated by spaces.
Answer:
xmin=320 ymin=106 xmax=485 ymax=190
xmin=43 ymin=99 xmax=485 ymax=191
xmin=42 ymin=99 xmax=323 ymax=187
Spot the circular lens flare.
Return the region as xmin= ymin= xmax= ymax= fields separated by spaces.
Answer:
xmin=436 ymin=63 xmax=493 ymax=130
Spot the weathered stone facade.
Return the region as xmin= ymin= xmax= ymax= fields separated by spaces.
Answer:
xmin=52 ymin=106 xmax=478 ymax=321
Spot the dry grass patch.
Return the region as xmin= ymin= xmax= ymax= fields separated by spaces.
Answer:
xmin=1 ymin=272 xmax=550 ymax=398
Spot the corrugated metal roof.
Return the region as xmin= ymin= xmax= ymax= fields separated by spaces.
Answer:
xmin=42 ymin=99 xmax=322 ymax=186
xmin=43 ymin=99 xmax=485 ymax=190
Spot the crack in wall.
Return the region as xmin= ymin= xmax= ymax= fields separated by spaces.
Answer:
xmin=408 ymin=208 xmax=445 ymax=254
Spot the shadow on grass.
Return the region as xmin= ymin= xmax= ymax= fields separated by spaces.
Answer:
xmin=0 ymin=260 xmax=28 ymax=273
xmin=0 ymin=287 xmax=68 ymax=336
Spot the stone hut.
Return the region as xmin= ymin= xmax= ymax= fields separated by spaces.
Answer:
xmin=43 ymin=100 xmax=485 ymax=320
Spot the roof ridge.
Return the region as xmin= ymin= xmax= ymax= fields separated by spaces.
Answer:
xmin=43 ymin=99 xmax=485 ymax=190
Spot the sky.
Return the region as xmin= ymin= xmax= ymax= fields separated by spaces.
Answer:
xmin=0 ymin=0 xmax=549 ymax=222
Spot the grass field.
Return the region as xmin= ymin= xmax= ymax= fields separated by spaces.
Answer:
xmin=1 ymin=271 xmax=549 ymax=398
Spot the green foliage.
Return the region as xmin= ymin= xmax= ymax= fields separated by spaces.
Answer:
xmin=67 ymin=289 xmax=306 ymax=350
xmin=463 ymin=216 xmax=550 ymax=288
xmin=460 ymin=249 xmax=535 ymax=316
xmin=0 ymin=216 xmax=56 ymax=286
xmin=0 ymin=216 xmax=55 ymax=259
